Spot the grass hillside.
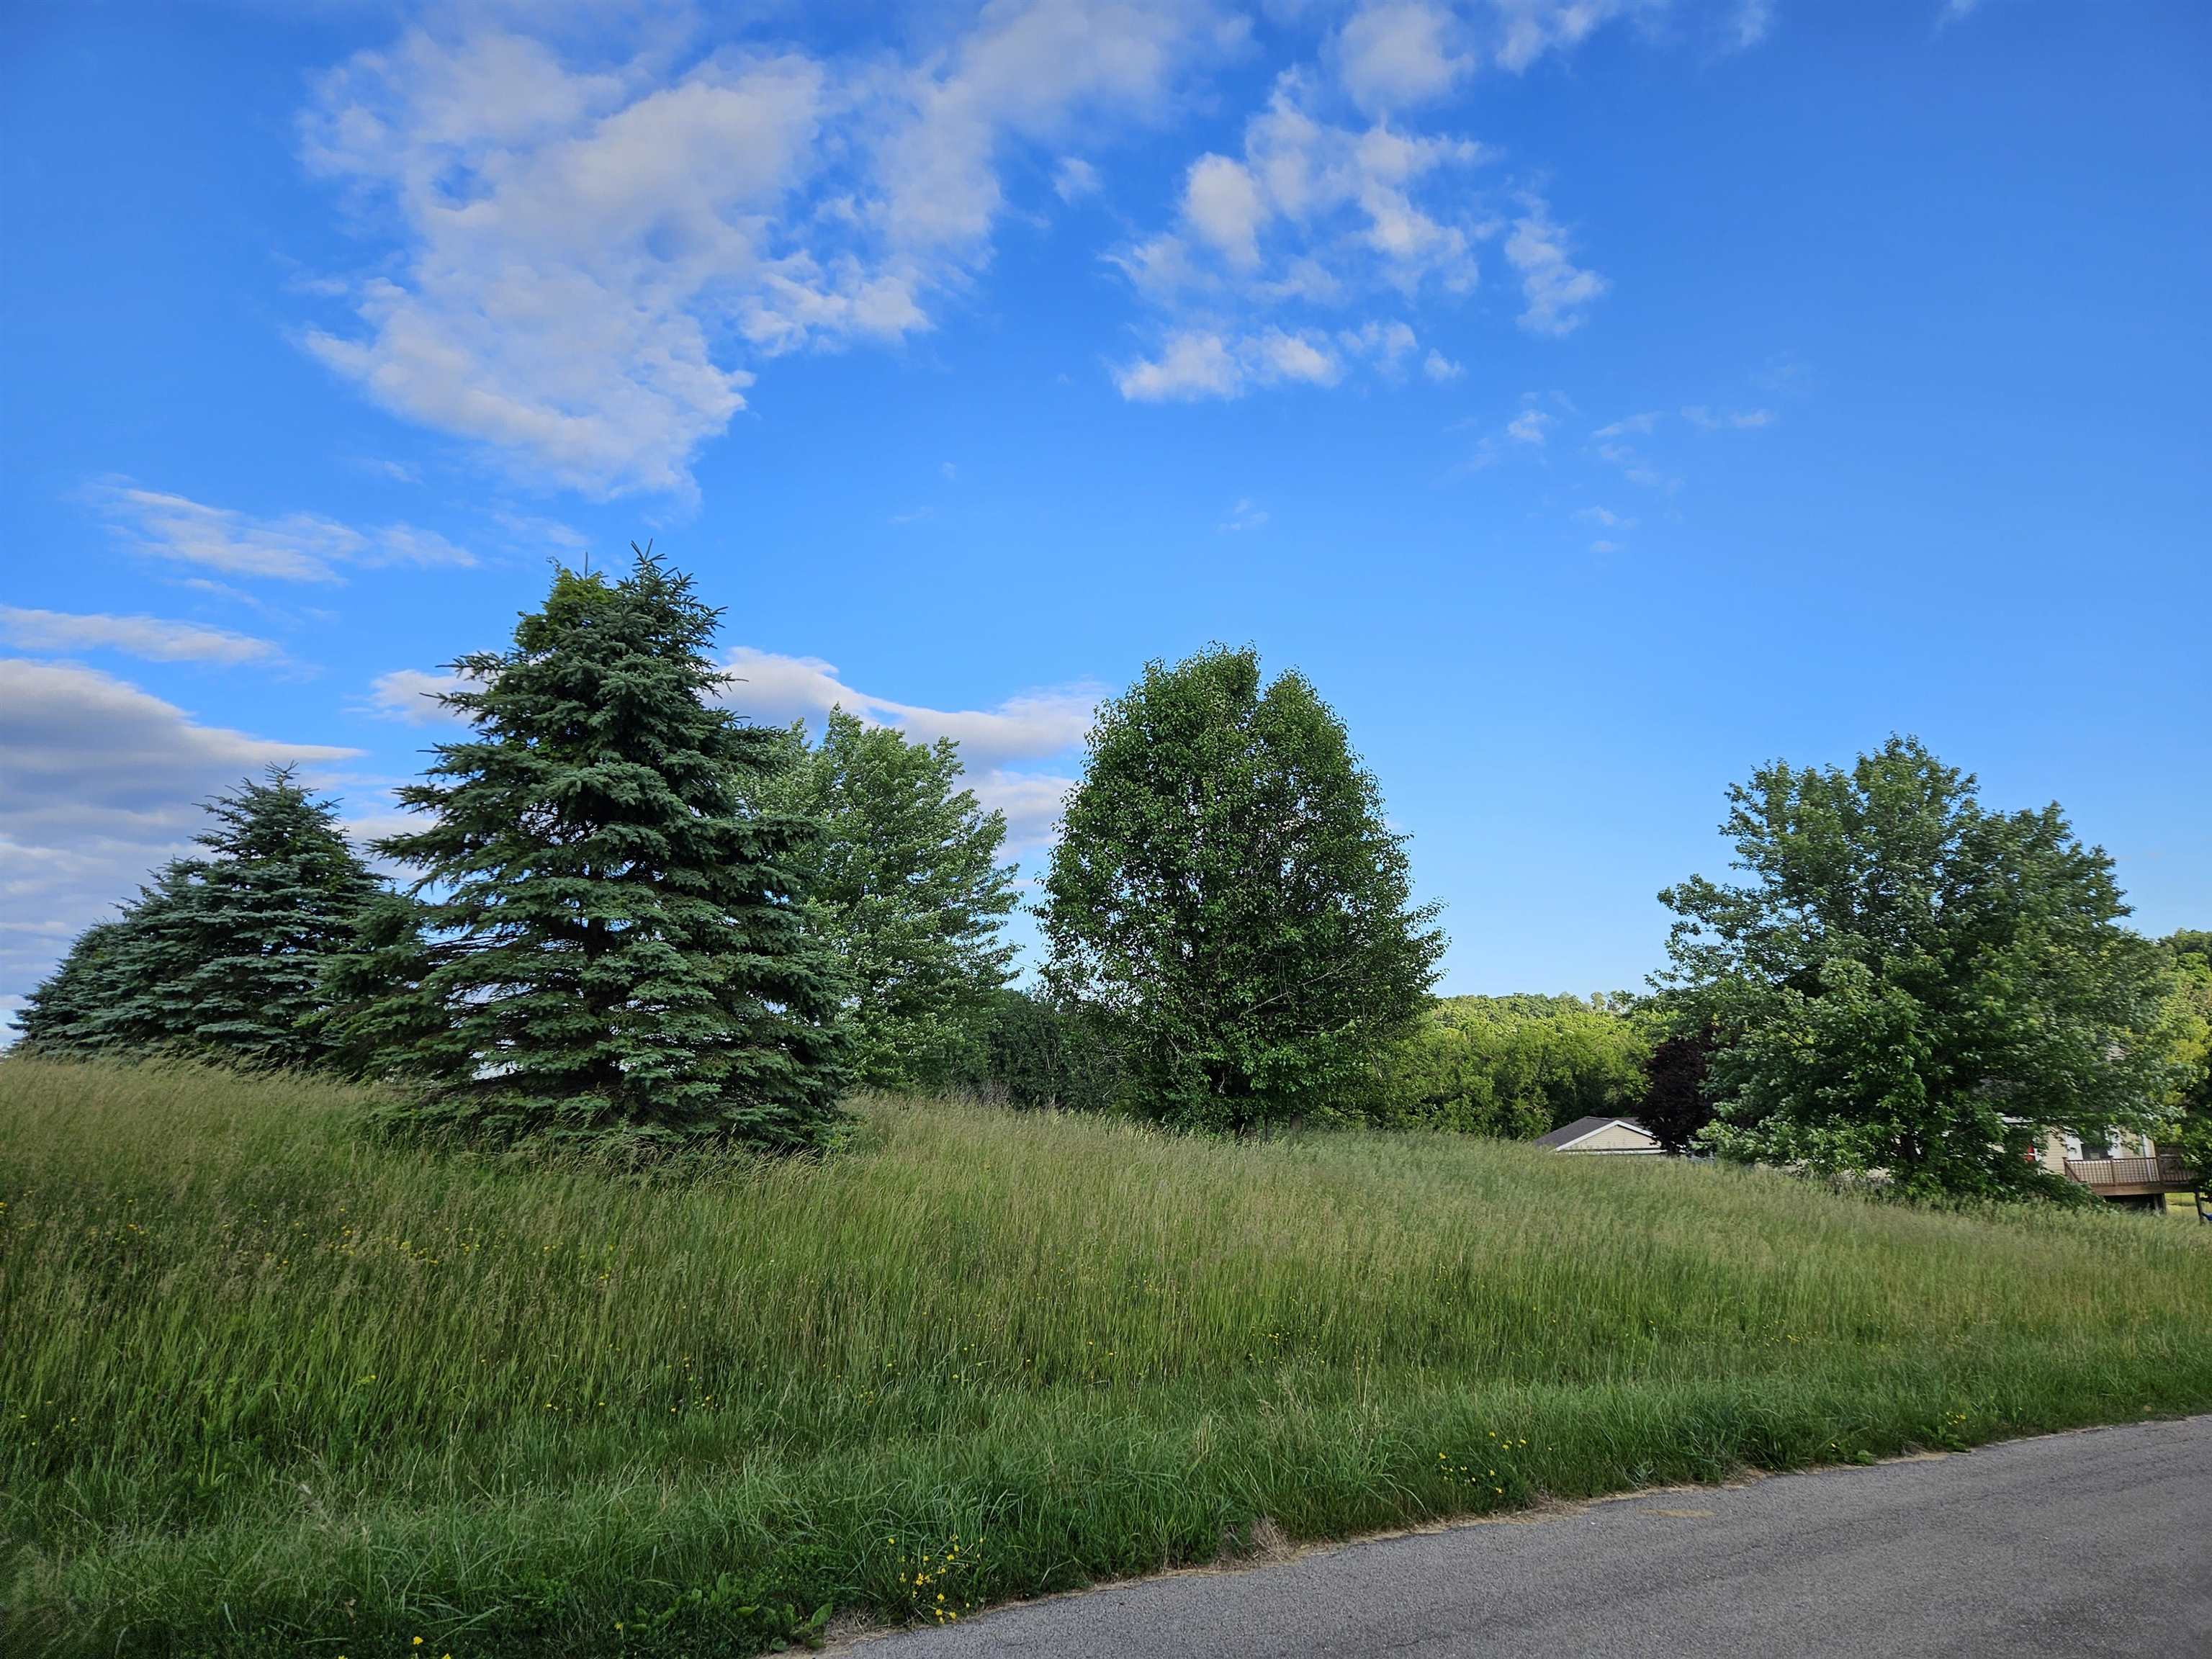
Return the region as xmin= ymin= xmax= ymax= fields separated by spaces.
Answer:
xmin=4 ymin=1058 xmax=2208 ymax=1656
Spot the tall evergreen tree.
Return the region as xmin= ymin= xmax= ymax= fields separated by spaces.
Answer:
xmin=367 ymin=552 xmax=848 ymax=1150
xmin=757 ymin=709 xmax=1020 ymax=1092
xmin=13 ymin=919 xmax=135 ymax=1051
xmin=1042 ymin=645 xmax=1443 ymax=1130
xmin=14 ymin=770 xmax=382 ymax=1068
xmin=310 ymin=891 xmax=466 ymax=1082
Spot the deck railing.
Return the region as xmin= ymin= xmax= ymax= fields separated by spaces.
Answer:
xmin=2062 ymin=1152 xmax=2197 ymax=1190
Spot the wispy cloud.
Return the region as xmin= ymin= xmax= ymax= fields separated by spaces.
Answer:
xmin=1053 ymin=156 xmax=1102 ymax=202
xmin=716 ymin=648 xmax=1101 ymax=770
xmin=1218 ymin=497 xmax=1269 ymax=533
xmin=367 ymin=647 xmax=1103 ymax=853
xmin=93 ymin=482 xmax=472 ymax=583
xmin=1505 ymin=197 xmax=1607 ymax=336
xmin=1506 ymin=408 xmax=1554 ymax=444
xmin=723 ymin=649 xmax=1100 ymax=853
xmin=1589 ymin=410 xmax=1675 ymax=490
xmin=0 ymin=606 xmax=284 ymax=667
xmin=1682 ymin=403 xmax=1774 ymax=429
xmin=1726 ymin=1 xmax=1776 ymax=50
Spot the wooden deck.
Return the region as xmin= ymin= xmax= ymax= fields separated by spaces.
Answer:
xmin=2062 ymin=1152 xmax=2200 ymax=1197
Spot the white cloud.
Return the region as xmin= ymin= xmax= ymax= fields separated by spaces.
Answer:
xmin=1592 ymin=410 xmax=1660 ymax=439
xmin=964 ymin=769 xmax=1076 ymax=854
xmin=1727 ymin=0 xmax=1776 ymax=48
xmin=362 ymin=667 xmax=479 ymax=724
xmin=94 ymin=482 xmax=472 ymax=583
xmin=0 ymin=607 xmax=283 ymax=666
xmin=1113 ymin=329 xmax=1245 ymax=400
xmin=1053 ymin=155 xmax=1102 ymax=201
xmin=1339 ymin=318 xmax=1419 ymax=372
xmin=1112 ymin=68 xmax=1492 ymax=397
xmin=300 ymin=5 xmax=1236 ymax=498
xmin=1182 ymin=153 xmax=1270 ymax=268
xmin=1504 ymin=199 xmax=1606 ymax=336
xmin=721 ymin=646 xmax=1100 ymax=855
xmin=1506 ymin=407 xmax=1553 ymax=444
xmin=1590 ymin=538 xmax=1621 ymax=552
xmin=1218 ymin=496 xmax=1269 ymax=532
xmin=1587 ymin=411 xmax=1674 ymax=487
xmin=1112 ymin=319 xmax=1416 ymax=402
xmin=717 ymin=647 xmax=1102 ymax=771
xmin=359 ymin=645 xmax=1097 ymax=854
xmin=1487 ymin=0 xmax=1666 ymax=73
xmin=1253 ymin=327 xmax=1341 ymax=385
xmin=0 ymin=660 xmax=362 ymax=1008
xmin=1335 ymin=2 xmax=1472 ymax=114
xmin=1681 ymin=403 xmax=1774 ymax=429
xmin=1575 ymin=504 xmax=1632 ymax=527
xmin=1423 ymin=348 xmax=1464 ymax=381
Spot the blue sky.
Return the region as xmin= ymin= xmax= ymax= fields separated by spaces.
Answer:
xmin=3 ymin=0 xmax=2208 ymax=1019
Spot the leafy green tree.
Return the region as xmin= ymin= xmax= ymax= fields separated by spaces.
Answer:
xmin=1357 ymin=994 xmax=1648 ymax=1138
xmin=1431 ymin=994 xmax=1650 ymax=1130
xmin=1042 ymin=645 xmax=1443 ymax=1130
xmin=14 ymin=770 xmax=382 ymax=1069
xmin=2157 ymin=932 xmax=2211 ymax=1180
xmin=755 ymin=709 xmax=1019 ymax=1092
xmin=366 ymin=552 xmax=848 ymax=1151
xmin=1358 ymin=1017 xmax=1552 ymax=1138
xmin=2164 ymin=928 xmax=2212 ymax=961
xmin=1658 ymin=736 xmax=2177 ymax=1198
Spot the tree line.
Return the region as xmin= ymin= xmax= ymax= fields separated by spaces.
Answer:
xmin=15 ymin=551 xmax=2209 ymax=1195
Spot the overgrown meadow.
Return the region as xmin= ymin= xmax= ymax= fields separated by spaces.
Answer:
xmin=6 ymin=1058 xmax=2208 ymax=1656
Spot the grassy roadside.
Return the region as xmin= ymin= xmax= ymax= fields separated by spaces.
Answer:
xmin=5 ymin=1056 xmax=2208 ymax=1656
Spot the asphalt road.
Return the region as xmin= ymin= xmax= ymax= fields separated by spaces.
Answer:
xmin=835 ymin=1415 xmax=2212 ymax=1658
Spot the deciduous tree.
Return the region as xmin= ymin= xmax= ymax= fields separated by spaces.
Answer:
xmin=1042 ymin=645 xmax=1442 ymax=1130
xmin=757 ymin=709 xmax=1019 ymax=1092
xmin=1657 ymin=736 xmax=2176 ymax=1197
xmin=2157 ymin=931 xmax=2212 ymax=1181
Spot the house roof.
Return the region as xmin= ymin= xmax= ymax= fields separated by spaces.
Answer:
xmin=1534 ymin=1115 xmax=1658 ymax=1151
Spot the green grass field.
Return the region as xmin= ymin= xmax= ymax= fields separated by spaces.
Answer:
xmin=5 ymin=1057 xmax=2209 ymax=1656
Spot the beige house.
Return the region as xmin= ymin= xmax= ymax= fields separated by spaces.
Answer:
xmin=1535 ymin=1115 xmax=1663 ymax=1155
xmin=2037 ymin=1127 xmax=2200 ymax=1213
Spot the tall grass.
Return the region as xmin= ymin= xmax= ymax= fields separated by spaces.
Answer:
xmin=4 ymin=1056 xmax=2208 ymax=1655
